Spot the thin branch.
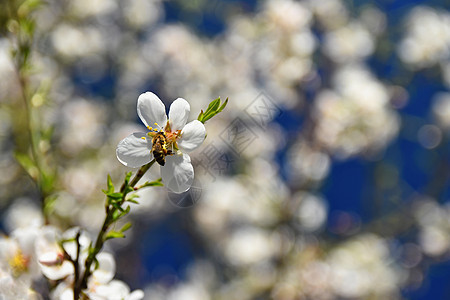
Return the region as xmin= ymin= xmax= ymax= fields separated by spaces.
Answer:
xmin=75 ymin=159 xmax=156 ymax=297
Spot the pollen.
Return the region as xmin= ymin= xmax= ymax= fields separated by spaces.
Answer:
xmin=141 ymin=137 xmax=146 ymax=140
xmin=9 ymin=249 xmax=29 ymax=277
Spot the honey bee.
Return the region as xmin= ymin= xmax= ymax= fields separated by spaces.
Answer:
xmin=152 ymin=132 xmax=173 ymax=166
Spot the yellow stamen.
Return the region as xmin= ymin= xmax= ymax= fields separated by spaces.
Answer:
xmin=141 ymin=137 xmax=146 ymax=140
xmin=9 ymin=249 xmax=29 ymax=277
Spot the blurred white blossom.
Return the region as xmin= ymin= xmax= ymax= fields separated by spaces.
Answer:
xmin=313 ymin=64 xmax=399 ymax=158
xmin=398 ymin=6 xmax=450 ymax=68
xmin=432 ymin=93 xmax=450 ymax=130
xmin=323 ymin=22 xmax=375 ymax=63
xmin=4 ymin=198 xmax=43 ymax=232
xmin=327 ymin=234 xmax=403 ymax=298
xmin=414 ymin=199 xmax=450 ymax=256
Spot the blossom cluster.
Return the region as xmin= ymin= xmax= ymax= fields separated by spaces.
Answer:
xmin=0 ymin=202 xmax=143 ymax=299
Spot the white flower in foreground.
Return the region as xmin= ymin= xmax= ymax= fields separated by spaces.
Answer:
xmin=0 ymin=268 xmax=39 ymax=300
xmin=87 ymin=253 xmax=144 ymax=300
xmin=116 ymin=92 xmax=206 ymax=193
xmin=50 ymin=252 xmax=144 ymax=300
xmin=0 ymin=227 xmax=42 ymax=281
xmin=89 ymin=279 xmax=144 ymax=300
xmin=36 ymin=226 xmax=91 ymax=281
xmin=35 ymin=227 xmax=74 ymax=280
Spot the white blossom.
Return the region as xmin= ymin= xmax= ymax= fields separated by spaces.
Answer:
xmin=116 ymin=92 xmax=206 ymax=193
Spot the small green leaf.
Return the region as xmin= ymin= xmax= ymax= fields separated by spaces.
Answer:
xmin=124 ymin=185 xmax=134 ymax=194
xmin=112 ymin=209 xmax=122 ymax=221
xmin=124 ymin=172 xmax=132 ymax=185
xmin=120 ymin=222 xmax=132 ymax=233
xmin=126 ymin=194 xmax=140 ymax=204
xmin=206 ymin=97 xmax=221 ymax=112
xmin=198 ymin=97 xmax=228 ymax=124
xmin=218 ymin=98 xmax=228 ymax=112
xmin=43 ymin=194 xmax=57 ymax=216
xmin=104 ymin=231 xmax=125 ymax=241
xmin=138 ymin=178 xmax=163 ymax=189
xmin=14 ymin=151 xmax=38 ymax=179
xmin=202 ymin=110 xmax=217 ymax=121
xmin=111 ymin=202 xmax=125 ymax=212
xmin=106 ymin=174 xmax=114 ymax=193
xmin=41 ymin=172 xmax=56 ymax=195
xmin=106 ymin=192 xmax=123 ymax=200
xmin=201 ymin=111 xmax=217 ymax=123
xmin=197 ymin=110 xmax=204 ymax=121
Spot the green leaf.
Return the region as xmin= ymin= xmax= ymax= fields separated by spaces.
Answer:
xmin=198 ymin=97 xmax=228 ymax=124
xmin=111 ymin=202 xmax=125 ymax=212
xmin=14 ymin=151 xmax=34 ymax=169
xmin=218 ymin=98 xmax=228 ymax=112
xmin=126 ymin=193 xmax=140 ymax=204
xmin=206 ymin=97 xmax=221 ymax=112
xmin=138 ymin=178 xmax=163 ymax=189
xmin=43 ymin=194 xmax=57 ymax=216
xmin=201 ymin=111 xmax=217 ymax=123
xmin=124 ymin=185 xmax=134 ymax=194
xmin=124 ymin=172 xmax=132 ymax=186
xmin=197 ymin=110 xmax=204 ymax=121
xmin=41 ymin=171 xmax=55 ymax=195
xmin=104 ymin=231 xmax=125 ymax=241
xmin=112 ymin=209 xmax=122 ymax=221
xmin=120 ymin=222 xmax=132 ymax=233
xmin=106 ymin=192 xmax=123 ymax=200
xmin=106 ymin=174 xmax=114 ymax=193
xmin=14 ymin=151 xmax=38 ymax=180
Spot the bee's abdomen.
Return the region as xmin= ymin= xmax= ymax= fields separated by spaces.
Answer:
xmin=153 ymin=150 xmax=165 ymax=166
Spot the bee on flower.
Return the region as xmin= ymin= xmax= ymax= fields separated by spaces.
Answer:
xmin=116 ymin=92 xmax=207 ymax=193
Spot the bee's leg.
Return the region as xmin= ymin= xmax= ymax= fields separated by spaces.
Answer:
xmin=166 ymin=149 xmax=174 ymax=156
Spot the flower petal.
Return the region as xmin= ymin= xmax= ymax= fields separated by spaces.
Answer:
xmin=168 ymin=98 xmax=190 ymax=131
xmin=92 ymin=252 xmax=115 ymax=284
xmin=95 ymin=280 xmax=130 ymax=299
xmin=161 ymin=153 xmax=194 ymax=193
xmin=137 ymin=92 xmax=167 ymax=130
xmin=177 ymin=120 xmax=206 ymax=153
xmin=40 ymin=261 xmax=74 ymax=280
xmin=128 ymin=290 xmax=145 ymax=300
xmin=116 ymin=133 xmax=152 ymax=168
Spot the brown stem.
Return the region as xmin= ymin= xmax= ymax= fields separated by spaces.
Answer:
xmin=72 ymin=231 xmax=81 ymax=300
